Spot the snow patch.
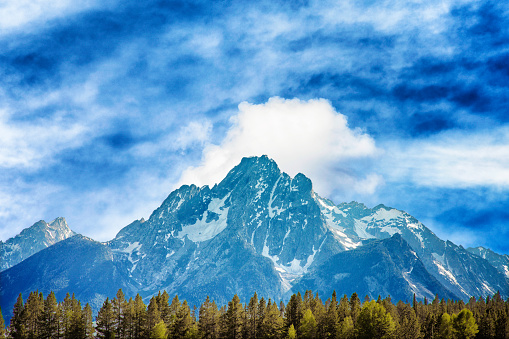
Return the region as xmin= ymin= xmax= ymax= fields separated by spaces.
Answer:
xmin=353 ymin=220 xmax=375 ymax=239
xmin=178 ymin=193 xmax=230 ymax=242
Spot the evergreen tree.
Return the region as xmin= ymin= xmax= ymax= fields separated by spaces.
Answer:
xmin=355 ymin=300 xmax=395 ymax=339
xmin=336 ymin=316 xmax=354 ymax=339
xmin=221 ymin=295 xmax=244 ymax=339
xmin=299 ymin=309 xmax=317 ymax=339
xmin=286 ymin=324 xmax=296 ymax=339
xmin=111 ymin=289 xmax=127 ymax=339
xmin=82 ymin=303 xmax=95 ymax=339
xmin=322 ymin=291 xmax=338 ymax=339
xmin=150 ymin=321 xmax=167 ymax=339
xmin=285 ymin=293 xmax=303 ymax=333
xmin=438 ymin=313 xmax=452 ymax=339
xmin=337 ymin=295 xmax=350 ymax=322
xmin=173 ymin=300 xmax=195 ymax=339
xmin=40 ymin=291 xmax=59 ymax=339
xmin=199 ymin=296 xmax=220 ymax=339
xmin=10 ymin=293 xmax=26 ymax=339
xmin=245 ymin=293 xmax=259 ymax=339
xmin=396 ymin=302 xmax=420 ymax=339
xmin=452 ymin=309 xmax=478 ymax=339
xmin=146 ymin=297 xmax=161 ymax=338
xmin=24 ymin=291 xmax=44 ymax=339
xmin=0 ymin=307 xmax=6 ymax=339
xmin=158 ymin=291 xmax=171 ymax=326
xmin=349 ymin=293 xmax=361 ymax=325
xmin=257 ymin=298 xmax=267 ymax=339
xmin=67 ymin=294 xmax=86 ymax=339
xmin=132 ymin=294 xmax=146 ymax=339
xmin=96 ymin=298 xmax=116 ymax=339
xmin=259 ymin=300 xmax=283 ymax=339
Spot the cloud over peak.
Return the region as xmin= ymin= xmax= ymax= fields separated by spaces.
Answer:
xmin=178 ymin=97 xmax=381 ymax=196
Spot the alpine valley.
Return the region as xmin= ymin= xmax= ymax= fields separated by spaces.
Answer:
xmin=1 ymin=156 xmax=508 ymax=320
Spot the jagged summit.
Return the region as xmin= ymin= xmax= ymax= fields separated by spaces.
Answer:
xmin=0 ymin=217 xmax=76 ymax=271
xmin=1 ymin=155 xmax=508 ymax=318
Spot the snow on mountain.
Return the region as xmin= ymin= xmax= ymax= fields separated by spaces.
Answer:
xmin=0 ymin=217 xmax=76 ymax=271
xmin=1 ymin=155 xmax=508 ymax=316
xmin=467 ymin=246 xmax=509 ymax=279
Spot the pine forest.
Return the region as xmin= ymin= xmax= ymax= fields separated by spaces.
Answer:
xmin=1 ymin=289 xmax=509 ymax=339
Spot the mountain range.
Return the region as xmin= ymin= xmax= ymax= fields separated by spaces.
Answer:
xmin=1 ymin=155 xmax=508 ymax=321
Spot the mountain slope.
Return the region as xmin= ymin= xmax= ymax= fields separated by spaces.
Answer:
xmin=293 ymin=233 xmax=458 ymax=302
xmin=0 ymin=234 xmax=134 ymax=322
xmin=1 ymin=155 xmax=507 ymax=319
xmin=467 ymin=246 xmax=509 ymax=279
xmin=0 ymin=217 xmax=75 ymax=271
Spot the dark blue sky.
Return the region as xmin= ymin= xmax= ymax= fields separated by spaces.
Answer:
xmin=1 ymin=0 xmax=508 ymax=253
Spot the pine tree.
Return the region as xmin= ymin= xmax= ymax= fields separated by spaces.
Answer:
xmin=299 ymin=309 xmax=317 ymax=339
xmin=146 ymin=297 xmax=161 ymax=338
xmin=199 ymin=296 xmax=220 ymax=339
xmin=396 ymin=302 xmax=420 ymax=339
xmin=0 ymin=306 xmax=6 ymax=339
xmin=355 ymin=300 xmax=395 ymax=339
xmin=452 ymin=309 xmax=478 ymax=339
xmin=438 ymin=313 xmax=452 ymax=339
xmin=158 ymin=291 xmax=171 ymax=326
xmin=284 ymin=324 xmax=294 ymax=339
xmin=221 ymin=295 xmax=244 ymax=339
xmin=285 ymin=293 xmax=303 ymax=333
xmin=132 ymin=294 xmax=146 ymax=339
xmin=10 ymin=293 xmax=26 ymax=339
xmin=337 ymin=295 xmax=350 ymax=322
xmin=150 ymin=320 xmax=167 ymax=339
xmin=83 ymin=303 xmax=95 ymax=339
xmin=173 ymin=300 xmax=195 ymax=339
xmin=40 ymin=291 xmax=59 ymax=339
xmin=322 ymin=291 xmax=338 ymax=339
xmin=24 ymin=291 xmax=44 ymax=339
xmin=67 ymin=293 xmax=86 ymax=339
xmin=112 ymin=289 xmax=127 ymax=339
xmin=260 ymin=300 xmax=283 ymax=339
xmin=257 ymin=298 xmax=267 ymax=339
xmin=96 ymin=298 xmax=116 ymax=339
xmin=245 ymin=293 xmax=259 ymax=339
xmin=349 ymin=293 xmax=361 ymax=325
xmin=336 ymin=316 xmax=354 ymax=339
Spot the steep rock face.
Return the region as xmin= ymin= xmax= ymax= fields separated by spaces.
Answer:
xmin=318 ymin=203 xmax=509 ymax=300
xmin=2 ymin=155 xmax=508 ymax=318
xmin=467 ymin=246 xmax=509 ymax=279
xmin=0 ymin=217 xmax=75 ymax=271
xmin=108 ymin=156 xmax=346 ymax=301
xmin=294 ymin=234 xmax=458 ymax=302
xmin=0 ymin=235 xmax=135 ymax=323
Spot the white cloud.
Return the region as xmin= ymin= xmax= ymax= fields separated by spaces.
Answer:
xmin=383 ymin=127 xmax=509 ymax=188
xmin=0 ymin=107 xmax=88 ymax=169
xmin=0 ymin=0 xmax=113 ymax=34
xmin=178 ymin=97 xmax=381 ymax=196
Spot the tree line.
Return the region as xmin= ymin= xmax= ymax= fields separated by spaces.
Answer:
xmin=1 ymin=289 xmax=508 ymax=339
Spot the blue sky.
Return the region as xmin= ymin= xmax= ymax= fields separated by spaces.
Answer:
xmin=1 ymin=0 xmax=508 ymax=254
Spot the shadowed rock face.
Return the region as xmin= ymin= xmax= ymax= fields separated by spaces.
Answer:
xmin=0 ymin=217 xmax=75 ymax=271
xmin=1 ymin=156 xmax=508 ymax=321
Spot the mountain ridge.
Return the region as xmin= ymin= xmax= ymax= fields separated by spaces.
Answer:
xmin=1 ymin=155 xmax=507 ymax=320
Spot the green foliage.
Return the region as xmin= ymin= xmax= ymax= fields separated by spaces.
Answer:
xmin=0 ymin=307 xmax=5 ymax=339
xmin=150 ymin=320 xmax=167 ymax=339
xmin=337 ymin=316 xmax=354 ymax=339
xmin=299 ymin=309 xmax=317 ymax=339
xmin=356 ymin=300 xmax=395 ymax=339
xmin=451 ymin=309 xmax=478 ymax=339
xmin=6 ymin=289 xmax=507 ymax=339
xmin=286 ymin=324 xmax=296 ymax=339
xmin=96 ymin=298 xmax=116 ymax=339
